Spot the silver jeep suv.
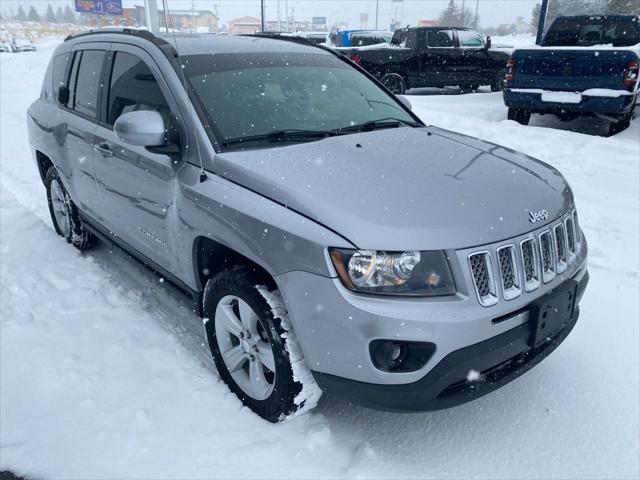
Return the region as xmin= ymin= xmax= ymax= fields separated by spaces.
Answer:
xmin=28 ymin=29 xmax=588 ymax=422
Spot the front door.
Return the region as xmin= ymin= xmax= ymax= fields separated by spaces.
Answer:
xmin=92 ymin=44 xmax=182 ymax=273
xmin=419 ymin=28 xmax=460 ymax=87
xmin=455 ymin=29 xmax=491 ymax=86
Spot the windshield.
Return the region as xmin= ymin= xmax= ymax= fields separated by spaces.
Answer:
xmin=183 ymin=52 xmax=417 ymax=148
xmin=542 ymin=16 xmax=640 ymax=47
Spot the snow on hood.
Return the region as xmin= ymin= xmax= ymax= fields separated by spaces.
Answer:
xmin=213 ymin=127 xmax=573 ymax=251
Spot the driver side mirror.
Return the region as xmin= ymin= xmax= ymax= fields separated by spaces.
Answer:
xmin=396 ymin=95 xmax=412 ymax=111
xmin=485 ymin=36 xmax=492 ymax=50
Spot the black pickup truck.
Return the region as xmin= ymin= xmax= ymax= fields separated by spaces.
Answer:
xmin=339 ymin=26 xmax=510 ymax=94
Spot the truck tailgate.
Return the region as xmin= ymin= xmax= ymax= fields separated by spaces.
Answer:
xmin=511 ymin=48 xmax=638 ymax=91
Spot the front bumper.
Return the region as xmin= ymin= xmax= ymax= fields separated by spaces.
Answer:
xmin=312 ymin=270 xmax=588 ymax=412
xmin=503 ymin=88 xmax=636 ymax=115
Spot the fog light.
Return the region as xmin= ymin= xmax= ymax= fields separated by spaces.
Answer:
xmin=370 ymin=340 xmax=436 ymax=373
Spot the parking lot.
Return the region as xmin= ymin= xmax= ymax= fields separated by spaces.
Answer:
xmin=1 ymin=40 xmax=638 ymax=479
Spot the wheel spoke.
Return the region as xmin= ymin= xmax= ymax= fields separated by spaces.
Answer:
xmin=216 ymin=304 xmax=244 ymax=337
xmin=222 ymin=345 xmax=246 ymax=373
xmin=238 ymin=299 xmax=258 ymax=334
xmin=249 ymin=358 xmax=272 ymax=399
xmin=256 ymin=341 xmax=275 ymax=372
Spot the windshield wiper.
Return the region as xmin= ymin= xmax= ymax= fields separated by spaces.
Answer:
xmin=222 ymin=129 xmax=340 ymax=147
xmin=334 ymin=117 xmax=423 ymax=134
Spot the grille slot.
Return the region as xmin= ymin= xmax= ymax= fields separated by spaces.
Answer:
xmin=520 ymin=238 xmax=540 ymax=292
xmin=573 ymin=209 xmax=582 ymax=252
xmin=554 ymin=223 xmax=567 ymax=274
xmin=468 ymin=252 xmax=497 ymax=307
xmin=497 ymin=245 xmax=521 ymax=300
xmin=565 ymin=215 xmax=576 ymax=264
xmin=539 ymin=230 xmax=555 ymax=283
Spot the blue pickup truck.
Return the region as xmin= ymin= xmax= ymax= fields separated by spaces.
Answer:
xmin=504 ymin=15 xmax=639 ymax=135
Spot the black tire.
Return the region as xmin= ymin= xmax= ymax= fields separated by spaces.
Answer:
xmin=608 ymin=113 xmax=632 ymax=136
xmin=203 ymin=267 xmax=301 ymax=422
xmin=380 ymin=73 xmax=406 ymax=95
xmin=507 ymin=107 xmax=531 ymax=125
xmin=45 ymin=167 xmax=97 ymax=251
xmin=491 ymin=70 xmax=507 ymax=92
xmin=460 ymin=83 xmax=480 ymax=93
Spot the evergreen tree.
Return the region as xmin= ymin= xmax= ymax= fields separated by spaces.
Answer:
xmin=46 ymin=4 xmax=57 ymax=23
xmin=531 ymin=3 xmax=542 ymax=28
xmin=605 ymin=0 xmax=640 ymax=14
xmin=55 ymin=6 xmax=64 ymax=23
xmin=27 ymin=6 xmax=40 ymax=22
xmin=439 ymin=0 xmax=459 ymax=26
xmin=15 ymin=5 xmax=27 ymax=21
xmin=63 ymin=5 xmax=76 ymax=23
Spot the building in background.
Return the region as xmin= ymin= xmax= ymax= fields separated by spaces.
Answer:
xmin=227 ymin=16 xmax=261 ymax=34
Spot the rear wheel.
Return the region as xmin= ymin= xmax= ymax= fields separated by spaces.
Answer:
xmin=507 ymin=107 xmax=531 ymax=125
xmin=203 ymin=267 xmax=302 ymax=422
xmin=608 ymin=112 xmax=632 ymax=136
xmin=45 ymin=167 xmax=97 ymax=251
xmin=380 ymin=73 xmax=406 ymax=95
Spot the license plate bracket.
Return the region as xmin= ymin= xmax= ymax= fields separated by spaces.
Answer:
xmin=529 ymin=281 xmax=577 ymax=348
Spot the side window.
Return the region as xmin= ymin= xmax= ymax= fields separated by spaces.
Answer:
xmin=457 ymin=30 xmax=484 ymax=48
xmin=107 ymin=51 xmax=171 ymax=126
xmin=51 ymin=53 xmax=71 ymax=103
xmin=73 ymin=50 xmax=106 ymax=119
xmin=427 ymin=29 xmax=456 ymax=48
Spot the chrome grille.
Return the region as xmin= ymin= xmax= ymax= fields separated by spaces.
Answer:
xmin=539 ymin=230 xmax=555 ymax=283
xmin=497 ymin=245 xmax=521 ymax=300
xmin=520 ymin=238 xmax=540 ymax=292
xmin=554 ymin=223 xmax=567 ymax=274
xmin=466 ymin=210 xmax=582 ymax=307
xmin=468 ymin=252 xmax=497 ymax=306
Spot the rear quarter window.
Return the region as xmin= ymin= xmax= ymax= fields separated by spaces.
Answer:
xmin=50 ymin=53 xmax=71 ymax=103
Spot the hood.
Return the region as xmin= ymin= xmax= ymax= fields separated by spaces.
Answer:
xmin=213 ymin=127 xmax=572 ymax=250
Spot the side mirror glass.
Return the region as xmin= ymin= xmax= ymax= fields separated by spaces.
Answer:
xmin=114 ymin=110 xmax=166 ymax=147
xmin=397 ymin=95 xmax=412 ymax=111
xmin=485 ymin=36 xmax=492 ymax=50
xmin=57 ymin=85 xmax=69 ymax=105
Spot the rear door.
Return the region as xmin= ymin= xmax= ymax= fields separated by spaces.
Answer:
xmin=420 ymin=28 xmax=460 ymax=86
xmin=91 ymin=43 xmax=182 ymax=272
xmin=54 ymin=45 xmax=108 ymax=218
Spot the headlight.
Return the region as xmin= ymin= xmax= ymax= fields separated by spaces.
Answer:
xmin=329 ymin=249 xmax=456 ymax=296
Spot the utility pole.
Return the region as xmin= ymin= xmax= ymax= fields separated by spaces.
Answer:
xmin=461 ymin=0 xmax=466 ymax=26
xmin=191 ymin=0 xmax=195 ymax=33
xmin=145 ymin=0 xmax=159 ymax=33
xmin=375 ymin=0 xmax=379 ymax=30
xmin=536 ymin=0 xmax=549 ymax=45
xmin=285 ymin=0 xmax=288 ymax=31
xmin=260 ymin=0 xmax=265 ymax=32
xmin=277 ymin=0 xmax=281 ymax=31
xmin=474 ymin=0 xmax=479 ymax=28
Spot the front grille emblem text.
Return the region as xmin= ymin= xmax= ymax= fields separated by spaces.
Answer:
xmin=529 ymin=209 xmax=548 ymax=223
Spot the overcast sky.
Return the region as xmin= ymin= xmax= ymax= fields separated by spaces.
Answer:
xmin=2 ymin=0 xmax=541 ymax=28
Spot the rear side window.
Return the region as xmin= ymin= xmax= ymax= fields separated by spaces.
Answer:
xmin=51 ymin=53 xmax=71 ymax=102
xmin=73 ymin=50 xmax=106 ymax=119
xmin=427 ymin=29 xmax=456 ymax=48
xmin=106 ymin=51 xmax=170 ymax=126
xmin=457 ymin=30 xmax=484 ymax=47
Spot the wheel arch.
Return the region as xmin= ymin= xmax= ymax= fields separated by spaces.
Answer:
xmin=193 ymin=236 xmax=278 ymax=294
xmin=35 ymin=150 xmax=54 ymax=185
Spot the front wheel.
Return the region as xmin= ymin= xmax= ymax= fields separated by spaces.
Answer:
xmin=380 ymin=73 xmax=406 ymax=95
xmin=507 ymin=107 xmax=531 ymax=125
xmin=45 ymin=167 xmax=97 ymax=251
xmin=608 ymin=113 xmax=632 ymax=136
xmin=203 ymin=267 xmax=304 ymax=422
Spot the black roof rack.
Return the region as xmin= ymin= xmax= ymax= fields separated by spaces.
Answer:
xmin=241 ymin=32 xmax=317 ymax=46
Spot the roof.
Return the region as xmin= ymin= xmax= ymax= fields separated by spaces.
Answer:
xmin=228 ymin=16 xmax=261 ymax=25
xmin=166 ymin=10 xmax=218 ymax=18
xmin=65 ymin=28 xmax=329 ymax=57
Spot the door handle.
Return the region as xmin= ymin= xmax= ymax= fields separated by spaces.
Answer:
xmin=93 ymin=143 xmax=114 ymax=157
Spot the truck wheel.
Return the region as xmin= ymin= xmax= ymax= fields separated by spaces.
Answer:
xmin=203 ymin=267 xmax=302 ymax=422
xmin=507 ymin=107 xmax=531 ymax=125
xmin=608 ymin=113 xmax=632 ymax=136
xmin=491 ymin=71 xmax=507 ymax=92
xmin=380 ymin=73 xmax=406 ymax=95
xmin=45 ymin=167 xmax=97 ymax=251
xmin=460 ymin=84 xmax=480 ymax=93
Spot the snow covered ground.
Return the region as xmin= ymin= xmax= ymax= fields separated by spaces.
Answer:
xmin=1 ymin=42 xmax=639 ymax=479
